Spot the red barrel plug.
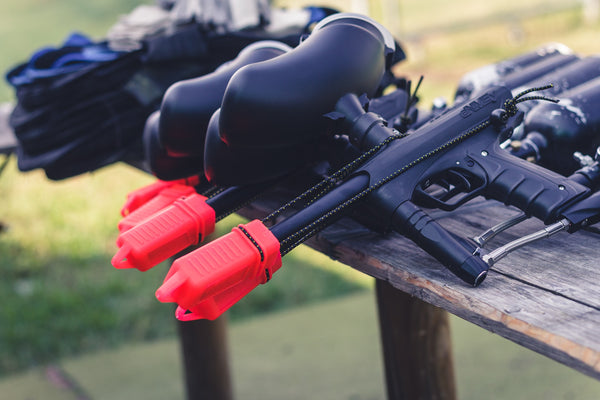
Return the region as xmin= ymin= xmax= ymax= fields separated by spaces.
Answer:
xmin=120 ymin=176 xmax=200 ymax=216
xmin=155 ymin=220 xmax=282 ymax=320
xmin=118 ymin=184 xmax=197 ymax=233
xmin=112 ymin=193 xmax=215 ymax=271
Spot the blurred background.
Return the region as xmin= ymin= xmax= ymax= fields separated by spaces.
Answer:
xmin=1 ymin=0 xmax=600 ymax=399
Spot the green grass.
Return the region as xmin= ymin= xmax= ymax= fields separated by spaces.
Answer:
xmin=2 ymin=293 xmax=599 ymax=399
xmin=0 ymin=157 xmax=370 ymax=374
xmin=2 ymin=0 xmax=600 ymax=386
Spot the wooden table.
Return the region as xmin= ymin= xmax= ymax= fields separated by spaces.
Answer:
xmin=221 ymin=190 xmax=599 ymax=399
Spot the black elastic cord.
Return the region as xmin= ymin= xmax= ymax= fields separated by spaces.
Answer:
xmin=238 ymin=225 xmax=264 ymax=262
xmin=263 ymin=133 xmax=405 ymax=225
xmin=238 ymin=224 xmax=273 ymax=282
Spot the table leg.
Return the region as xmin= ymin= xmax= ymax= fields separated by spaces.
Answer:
xmin=177 ymin=317 xmax=233 ymax=400
xmin=375 ymin=279 xmax=456 ymax=400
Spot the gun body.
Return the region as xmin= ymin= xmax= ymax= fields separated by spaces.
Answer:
xmin=356 ymin=87 xmax=591 ymax=281
xmin=361 ymin=87 xmax=588 ymax=224
xmin=271 ymin=86 xmax=593 ymax=285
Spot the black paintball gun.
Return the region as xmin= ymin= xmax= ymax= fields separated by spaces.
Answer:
xmin=453 ymin=42 xmax=575 ymax=104
xmin=154 ymin=83 xmax=600 ymax=320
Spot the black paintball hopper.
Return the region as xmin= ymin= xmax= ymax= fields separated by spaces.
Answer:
xmin=144 ymin=41 xmax=292 ymax=180
xmin=203 ymin=109 xmax=315 ymax=186
xmin=205 ymin=13 xmax=398 ymax=186
xmin=159 ymin=41 xmax=293 ymax=157
xmin=143 ymin=110 xmax=204 ymax=180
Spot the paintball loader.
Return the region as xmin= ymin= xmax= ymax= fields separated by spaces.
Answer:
xmin=145 ymin=40 xmax=293 ymax=181
xmin=116 ymin=39 xmax=295 ymax=231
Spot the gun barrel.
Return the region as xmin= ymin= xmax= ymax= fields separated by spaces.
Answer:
xmin=270 ymin=174 xmax=371 ymax=254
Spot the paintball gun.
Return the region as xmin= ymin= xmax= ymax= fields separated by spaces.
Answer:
xmin=155 ymin=83 xmax=600 ymax=320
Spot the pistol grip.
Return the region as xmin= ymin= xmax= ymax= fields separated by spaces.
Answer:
xmin=479 ymin=144 xmax=590 ymax=223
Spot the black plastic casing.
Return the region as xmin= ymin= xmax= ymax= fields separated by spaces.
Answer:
xmin=204 ymin=14 xmax=395 ymax=186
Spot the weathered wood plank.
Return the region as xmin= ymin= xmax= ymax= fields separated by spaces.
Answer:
xmin=238 ymin=194 xmax=600 ymax=380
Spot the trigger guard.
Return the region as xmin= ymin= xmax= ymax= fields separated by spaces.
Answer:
xmin=413 ymin=157 xmax=487 ymax=210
